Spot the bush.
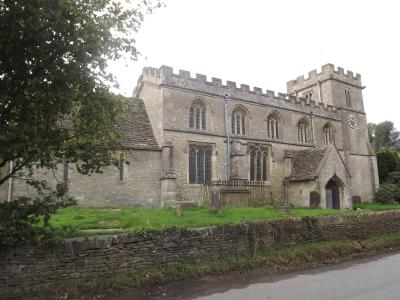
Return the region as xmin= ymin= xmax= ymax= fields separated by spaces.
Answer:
xmin=376 ymin=148 xmax=400 ymax=183
xmin=0 ymin=183 xmax=75 ymax=250
xmin=375 ymin=183 xmax=400 ymax=204
xmin=387 ymin=171 xmax=400 ymax=185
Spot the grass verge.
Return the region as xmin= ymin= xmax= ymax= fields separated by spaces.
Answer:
xmin=3 ymin=233 xmax=400 ymax=300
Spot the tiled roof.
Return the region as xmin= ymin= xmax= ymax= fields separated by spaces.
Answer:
xmin=60 ymin=98 xmax=159 ymax=151
xmin=116 ymin=98 xmax=159 ymax=150
xmin=286 ymin=148 xmax=327 ymax=181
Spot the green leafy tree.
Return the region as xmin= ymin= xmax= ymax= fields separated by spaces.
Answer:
xmin=375 ymin=172 xmax=400 ymax=204
xmin=376 ymin=148 xmax=400 ymax=183
xmin=368 ymin=121 xmax=400 ymax=152
xmin=0 ymin=0 xmax=161 ymax=247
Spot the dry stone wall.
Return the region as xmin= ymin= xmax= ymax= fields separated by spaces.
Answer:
xmin=2 ymin=211 xmax=400 ymax=288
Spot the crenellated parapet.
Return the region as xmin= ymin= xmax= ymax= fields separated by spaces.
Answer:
xmin=287 ymin=63 xmax=362 ymax=94
xmin=133 ymin=65 xmax=339 ymax=116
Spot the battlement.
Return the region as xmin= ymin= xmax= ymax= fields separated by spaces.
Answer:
xmin=287 ymin=63 xmax=362 ymax=93
xmin=133 ymin=65 xmax=339 ymax=115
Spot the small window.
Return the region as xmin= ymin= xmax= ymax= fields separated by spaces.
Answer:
xmin=63 ymin=160 xmax=69 ymax=182
xmin=189 ymin=144 xmax=212 ymax=184
xmin=303 ymin=91 xmax=313 ymax=100
xmin=119 ymin=155 xmax=124 ymax=181
xmin=189 ymin=99 xmax=207 ymax=130
xmin=249 ymin=145 xmax=269 ymax=181
xmin=345 ymin=89 xmax=352 ymax=107
xmin=231 ymin=107 xmax=247 ymax=135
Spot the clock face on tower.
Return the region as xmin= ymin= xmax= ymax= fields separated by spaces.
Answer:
xmin=348 ymin=114 xmax=357 ymax=129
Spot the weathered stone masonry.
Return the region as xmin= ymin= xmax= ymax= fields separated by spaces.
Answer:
xmin=1 ymin=63 xmax=379 ymax=208
xmin=2 ymin=211 xmax=400 ymax=288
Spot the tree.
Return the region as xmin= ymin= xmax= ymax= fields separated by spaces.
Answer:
xmin=368 ymin=121 xmax=400 ymax=152
xmin=376 ymin=148 xmax=400 ymax=183
xmin=0 ymin=0 xmax=161 ymax=247
xmin=375 ymin=171 xmax=400 ymax=204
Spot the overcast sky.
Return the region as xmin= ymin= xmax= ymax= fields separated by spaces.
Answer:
xmin=109 ymin=0 xmax=400 ymax=129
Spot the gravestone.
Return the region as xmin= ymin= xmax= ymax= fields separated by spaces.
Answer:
xmin=310 ymin=191 xmax=321 ymax=208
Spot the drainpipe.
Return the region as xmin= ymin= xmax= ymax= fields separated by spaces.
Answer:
xmin=7 ymin=161 xmax=13 ymax=202
xmin=224 ymin=94 xmax=231 ymax=180
xmin=310 ymin=110 xmax=316 ymax=148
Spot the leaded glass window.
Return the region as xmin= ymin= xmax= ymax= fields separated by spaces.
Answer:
xmin=249 ymin=145 xmax=269 ymax=181
xmin=189 ymin=144 xmax=212 ymax=184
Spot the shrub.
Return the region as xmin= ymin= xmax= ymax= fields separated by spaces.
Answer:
xmin=375 ymin=183 xmax=400 ymax=204
xmin=376 ymin=148 xmax=400 ymax=183
xmin=0 ymin=183 xmax=75 ymax=250
xmin=387 ymin=171 xmax=400 ymax=185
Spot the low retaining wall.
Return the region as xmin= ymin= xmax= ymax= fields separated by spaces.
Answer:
xmin=2 ymin=211 xmax=400 ymax=288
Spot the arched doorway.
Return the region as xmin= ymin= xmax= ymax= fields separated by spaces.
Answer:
xmin=326 ymin=179 xmax=340 ymax=209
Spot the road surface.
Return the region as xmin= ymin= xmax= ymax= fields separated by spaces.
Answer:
xmin=191 ymin=253 xmax=400 ymax=300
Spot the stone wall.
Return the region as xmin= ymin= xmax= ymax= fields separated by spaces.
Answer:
xmin=2 ymin=211 xmax=400 ymax=288
xmin=8 ymin=149 xmax=163 ymax=207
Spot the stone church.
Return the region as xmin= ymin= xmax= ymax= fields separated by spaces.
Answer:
xmin=2 ymin=63 xmax=379 ymax=209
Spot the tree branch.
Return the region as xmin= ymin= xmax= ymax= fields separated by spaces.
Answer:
xmin=0 ymin=160 xmax=28 ymax=186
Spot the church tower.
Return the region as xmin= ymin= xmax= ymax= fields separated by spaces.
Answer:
xmin=287 ymin=63 xmax=379 ymax=202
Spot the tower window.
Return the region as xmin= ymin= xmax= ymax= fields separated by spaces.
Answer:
xmin=345 ymin=89 xmax=352 ymax=107
xmin=303 ymin=91 xmax=313 ymax=100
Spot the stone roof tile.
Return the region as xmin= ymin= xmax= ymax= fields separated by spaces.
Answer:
xmin=287 ymin=148 xmax=327 ymax=181
xmin=116 ymin=98 xmax=159 ymax=150
xmin=60 ymin=98 xmax=159 ymax=151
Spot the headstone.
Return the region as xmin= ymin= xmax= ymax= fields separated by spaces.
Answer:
xmin=310 ymin=191 xmax=321 ymax=208
xmin=352 ymin=195 xmax=362 ymax=205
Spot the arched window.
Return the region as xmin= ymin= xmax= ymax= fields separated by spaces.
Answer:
xmin=188 ymin=144 xmax=212 ymax=184
xmin=297 ymin=118 xmax=309 ymax=143
xmin=267 ymin=112 xmax=281 ymax=139
xmin=189 ymin=99 xmax=207 ymax=130
xmin=304 ymin=91 xmax=313 ymax=100
xmin=231 ymin=107 xmax=247 ymax=135
xmin=249 ymin=145 xmax=269 ymax=181
xmin=323 ymin=123 xmax=335 ymax=145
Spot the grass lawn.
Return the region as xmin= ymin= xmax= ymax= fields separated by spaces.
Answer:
xmin=50 ymin=202 xmax=400 ymax=238
xmin=51 ymin=205 xmax=288 ymax=237
xmin=353 ymin=202 xmax=400 ymax=211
